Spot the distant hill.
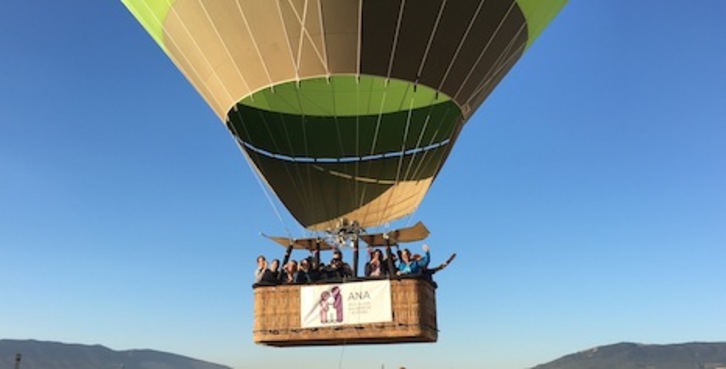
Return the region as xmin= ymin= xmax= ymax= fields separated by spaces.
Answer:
xmin=532 ymin=342 xmax=726 ymax=369
xmin=0 ymin=339 xmax=232 ymax=369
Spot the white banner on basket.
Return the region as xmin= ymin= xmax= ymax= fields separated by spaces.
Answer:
xmin=300 ymin=280 xmax=392 ymax=328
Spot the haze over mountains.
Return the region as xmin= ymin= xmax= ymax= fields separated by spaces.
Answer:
xmin=533 ymin=342 xmax=726 ymax=369
xmin=0 ymin=340 xmax=230 ymax=369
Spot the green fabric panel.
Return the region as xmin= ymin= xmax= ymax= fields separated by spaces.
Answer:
xmin=241 ymin=76 xmax=449 ymax=117
xmin=245 ymin=146 xmax=449 ymax=228
xmin=229 ymin=100 xmax=461 ymax=158
xmin=121 ymin=0 xmax=175 ymax=52
xmin=516 ymin=0 xmax=568 ymax=48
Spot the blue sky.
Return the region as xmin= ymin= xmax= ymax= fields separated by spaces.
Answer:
xmin=1 ymin=1 xmax=725 ymax=369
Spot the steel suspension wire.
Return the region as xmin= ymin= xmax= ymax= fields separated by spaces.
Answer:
xmin=140 ymin=1 xmax=295 ymax=236
xmin=381 ymin=0 xmax=450 ymax=228
xmin=164 ymin=0 xmax=239 ymax=106
xmin=416 ymin=0 xmax=448 ymax=81
xmin=398 ymin=0 xmax=449 ymax=227
xmin=227 ymin=117 xmax=293 ymax=238
xmin=276 ymin=0 xmax=301 ymax=81
xmin=251 ymin=106 xmax=314 ymax=236
xmin=231 ymin=0 xmax=275 ymax=92
xmin=452 ymin=0 xmax=522 ymax=101
xmin=138 ymin=1 xmax=227 ymax=113
xmin=435 ymin=0 xmax=487 ymax=93
xmin=291 ymin=88 xmax=324 ymax=237
xmin=199 ymin=0 xmax=252 ymax=95
xmin=456 ymin=19 xmax=527 ymax=103
xmin=374 ymin=92 xmax=417 ymax=228
xmin=357 ymin=0 xmax=406 ymax=227
xmin=217 ymin=2 xmax=312 ymax=235
xmin=354 ymin=0 xmax=363 ymax=220
xmin=285 ymin=0 xmax=331 ymax=76
xmin=317 ymin=0 xmax=331 ymax=79
xmin=464 ymin=40 xmax=527 ymax=108
xmin=329 ymin=81 xmax=357 ymax=228
xmin=277 ymin=0 xmax=320 ymax=238
xmin=404 ymin=0 xmax=530 ymax=226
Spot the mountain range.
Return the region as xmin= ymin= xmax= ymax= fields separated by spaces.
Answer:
xmin=0 ymin=340 xmax=231 ymax=369
xmin=3 ymin=339 xmax=726 ymax=369
xmin=532 ymin=342 xmax=726 ymax=369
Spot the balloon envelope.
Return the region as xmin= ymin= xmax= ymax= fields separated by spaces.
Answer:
xmin=123 ymin=0 xmax=567 ymax=231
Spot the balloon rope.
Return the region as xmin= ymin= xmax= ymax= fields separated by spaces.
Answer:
xmin=316 ymin=0 xmax=331 ymax=78
xmin=394 ymin=0 xmax=447 ymax=228
xmin=464 ymin=40 xmax=527 ymax=108
xmin=245 ymin=5 xmax=315 ymax=235
xmin=276 ymin=0 xmax=301 ymax=80
xmin=201 ymin=1 xmax=252 ymax=93
xmin=399 ymin=96 xmax=441 ymax=227
xmin=277 ymin=0 xmax=319 ymax=236
xmin=452 ymin=0 xmax=521 ymax=102
xmin=456 ymin=20 xmax=527 ymax=103
xmin=135 ymin=0 xmax=227 ymax=114
xmin=435 ymin=0 xmax=487 ymax=93
xmin=140 ymin=1 xmax=293 ymax=236
xmin=357 ymin=88 xmax=388 ymax=227
xmin=405 ymin=0 xmax=525 ymax=227
xmin=329 ymin=81 xmax=356 ymax=228
xmin=357 ymin=0 xmax=405 ymax=227
xmin=415 ymin=0 xmax=448 ymax=80
xmin=227 ymin=116 xmax=293 ymax=238
xmin=355 ymin=0 xmax=363 ymax=216
xmin=284 ymin=0 xmax=330 ymax=76
xmin=374 ymin=93 xmax=416 ymax=228
xmin=296 ymin=0 xmax=308 ymax=73
xmin=253 ymin=108 xmax=312 ymax=236
xmin=402 ymin=102 xmax=462 ymax=227
xmin=232 ymin=0 xmax=275 ymax=90
xmin=385 ymin=0 xmax=407 ymax=80
xmin=291 ymin=90 xmax=323 ymax=236
xmin=164 ymin=0 xmax=237 ymax=105
xmin=356 ymin=0 xmax=363 ymax=77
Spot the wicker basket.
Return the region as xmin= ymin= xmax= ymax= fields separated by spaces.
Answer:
xmin=253 ymin=278 xmax=438 ymax=347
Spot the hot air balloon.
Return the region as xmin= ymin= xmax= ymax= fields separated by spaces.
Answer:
xmin=122 ymin=0 xmax=567 ymax=346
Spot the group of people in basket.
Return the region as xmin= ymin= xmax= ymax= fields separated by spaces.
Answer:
xmin=254 ymin=244 xmax=448 ymax=285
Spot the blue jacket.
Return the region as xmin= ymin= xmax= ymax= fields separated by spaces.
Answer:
xmin=398 ymin=251 xmax=430 ymax=275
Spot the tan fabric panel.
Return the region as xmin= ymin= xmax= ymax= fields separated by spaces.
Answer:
xmin=163 ymin=38 xmax=226 ymax=116
xmin=278 ymin=0 xmax=328 ymax=79
xmin=360 ymin=222 xmax=430 ymax=246
xmin=199 ymin=1 xmax=260 ymax=96
xmin=297 ymin=30 xmax=329 ymax=77
xmin=320 ymin=0 xmax=359 ymax=74
xmin=164 ymin=0 xmax=249 ymax=118
xmin=279 ymin=1 xmax=303 ymax=75
xmin=264 ymin=235 xmax=336 ymax=250
xmin=300 ymin=0 xmax=330 ymax=76
xmin=163 ymin=2 xmax=220 ymax=110
xmin=308 ymin=178 xmax=433 ymax=231
xmin=238 ymin=0 xmax=298 ymax=84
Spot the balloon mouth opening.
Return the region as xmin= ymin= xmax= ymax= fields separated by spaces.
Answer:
xmin=225 ymin=74 xmax=463 ymax=163
xmin=236 ymin=75 xmax=454 ymax=118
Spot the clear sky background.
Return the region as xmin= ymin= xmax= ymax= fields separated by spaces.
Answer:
xmin=2 ymin=1 xmax=725 ymax=369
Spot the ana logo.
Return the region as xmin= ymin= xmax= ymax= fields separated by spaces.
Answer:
xmin=348 ymin=291 xmax=371 ymax=301
xmin=319 ymin=286 xmax=344 ymax=324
